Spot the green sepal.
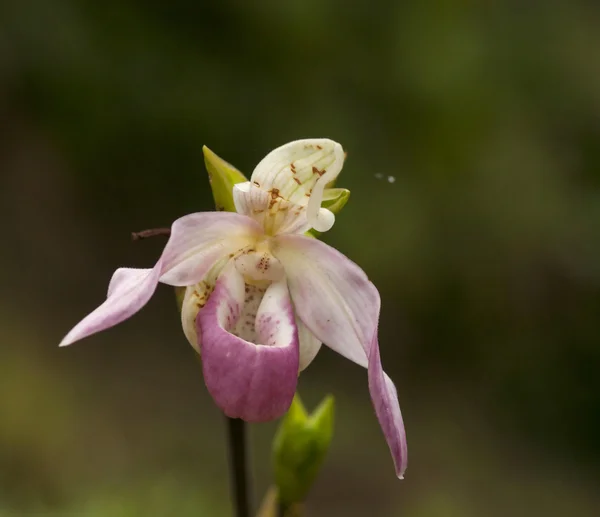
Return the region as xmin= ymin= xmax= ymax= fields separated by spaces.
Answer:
xmin=175 ymin=148 xmax=247 ymax=310
xmin=273 ymin=394 xmax=335 ymax=507
xmin=174 ymin=286 xmax=186 ymax=313
xmin=202 ymin=145 xmax=248 ymax=213
xmin=322 ymin=187 xmax=350 ymax=214
xmin=306 ymin=188 xmax=351 ymax=238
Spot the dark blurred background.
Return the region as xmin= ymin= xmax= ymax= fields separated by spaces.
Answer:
xmin=1 ymin=0 xmax=600 ymax=515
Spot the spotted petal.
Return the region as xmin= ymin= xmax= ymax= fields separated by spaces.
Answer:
xmin=273 ymin=234 xmax=407 ymax=478
xmin=179 ymin=259 xmax=227 ymax=353
xmin=59 ymin=213 xmax=261 ymax=347
xmin=198 ymin=263 xmax=300 ymax=422
xmin=233 ymin=182 xmax=312 ymax=236
xmin=159 ymin=212 xmax=262 ymax=286
xmin=248 ymin=139 xmax=345 ymax=233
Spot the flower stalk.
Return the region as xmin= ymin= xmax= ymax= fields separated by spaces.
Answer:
xmin=227 ymin=417 xmax=252 ymax=517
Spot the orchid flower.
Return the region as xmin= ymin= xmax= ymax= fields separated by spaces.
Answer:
xmin=59 ymin=139 xmax=407 ymax=478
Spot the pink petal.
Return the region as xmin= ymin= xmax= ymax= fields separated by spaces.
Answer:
xmin=159 ymin=212 xmax=262 ymax=286
xmin=274 ymin=234 xmax=407 ymax=477
xmin=297 ymin=318 xmax=322 ymax=371
xmin=197 ymin=263 xmax=299 ymax=422
xmin=368 ymin=335 xmax=408 ymax=478
xmin=274 ymin=234 xmax=378 ymax=367
xmin=60 ymin=212 xmax=260 ymax=347
xmin=59 ymin=265 xmax=163 ymax=347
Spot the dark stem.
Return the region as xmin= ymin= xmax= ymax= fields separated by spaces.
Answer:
xmin=277 ymin=501 xmax=287 ymax=517
xmin=226 ymin=417 xmax=252 ymax=517
xmin=131 ymin=227 xmax=171 ymax=241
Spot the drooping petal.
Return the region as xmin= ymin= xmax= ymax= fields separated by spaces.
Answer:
xmin=59 ymin=265 xmax=163 ymax=347
xmin=274 ymin=234 xmax=407 ymax=477
xmin=198 ymin=263 xmax=299 ymax=422
xmin=368 ymin=336 xmax=408 ymax=479
xmin=248 ymin=139 xmax=345 ymax=233
xmin=60 ymin=212 xmax=261 ymax=347
xmin=273 ymin=235 xmax=377 ymax=366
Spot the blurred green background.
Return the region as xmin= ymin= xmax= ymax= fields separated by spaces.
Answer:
xmin=1 ymin=0 xmax=600 ymax=515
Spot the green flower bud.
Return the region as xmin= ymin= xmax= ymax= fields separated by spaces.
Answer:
xmin=273 ymin=394 xmax=335 ymax=507
xmin=202 ymin=145 xmax=248 ymax=213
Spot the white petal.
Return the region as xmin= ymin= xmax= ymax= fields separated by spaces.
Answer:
xmin=308 ymin=207 xmax=335 ymax=233
xmin=233 ymin=246 xmax=285 ymax=284
xmin=248 ymin=139 xmax=345 ymax=233
xmin=233 ymin=182 xmax=311 ymax=235
xmin=180 ymin=258 xmax=228 ymax=352
xmin=230 ymin=283 xmax=267 ymax=344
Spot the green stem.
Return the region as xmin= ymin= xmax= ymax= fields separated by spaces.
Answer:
xmin=226 ymin=417 xmax=252 ymax=517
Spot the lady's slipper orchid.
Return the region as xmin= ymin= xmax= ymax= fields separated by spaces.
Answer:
xmin=59 ymin=139 xmax=408 ymax=478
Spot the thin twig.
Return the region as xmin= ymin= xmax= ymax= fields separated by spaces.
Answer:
xmin=226 ymin=417 xmax=252 ymax=517
xmin=131 ymin=228 xmax=171 ymax=241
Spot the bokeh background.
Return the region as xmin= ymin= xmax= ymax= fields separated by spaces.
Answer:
xmin=2 ymin=0 xmax=600 ymax=515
